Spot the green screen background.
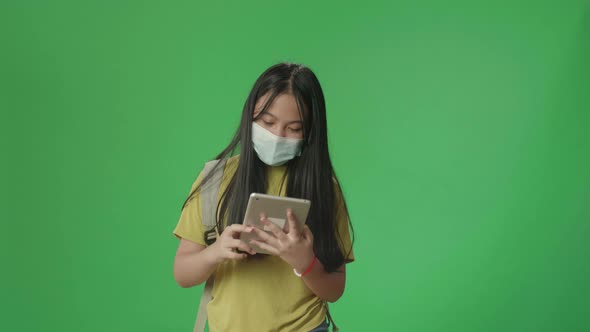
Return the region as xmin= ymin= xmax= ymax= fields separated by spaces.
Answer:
xmin=2 ymin=1 xmax=589 ymax=331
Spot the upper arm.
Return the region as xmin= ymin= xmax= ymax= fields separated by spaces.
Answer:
xmin=173 ymin=238 xmax=207 ymax=287
xmin=175 ymin=237 xmax=206 ymax=258
xmin=172 ymin=177 xmax=207 ymax=246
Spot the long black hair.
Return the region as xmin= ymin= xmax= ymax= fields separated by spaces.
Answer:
xmin=181 ymin=62 xmax=354 ymax=273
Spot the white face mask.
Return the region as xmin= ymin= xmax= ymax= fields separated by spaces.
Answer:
xmin=251 ymin=121 xmax=304 ymax=166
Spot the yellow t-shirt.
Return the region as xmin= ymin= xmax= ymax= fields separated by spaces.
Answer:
xmin=173 ymin=155 xmax=354 ymax=332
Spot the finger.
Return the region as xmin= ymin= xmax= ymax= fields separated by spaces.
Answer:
xmin=225 ymin=224 xmax=254 ymax=237
xmin=229 ymin=239 xmax=257 ymax=255
xmin=226 ymin=251 xmax=248 ymax=260
xmin=286 ymin=209 xmax=302 ymax=237
xmin=260 ymin=216 xmax=288 ymax=240
xmin=250 ymin=226 xmax=280 ymax=247
xmin=250 ymin=240 xmax=280 ymax=256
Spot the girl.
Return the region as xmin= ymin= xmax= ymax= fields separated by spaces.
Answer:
xmin=172 ymin=62 xmax=355 ymax=332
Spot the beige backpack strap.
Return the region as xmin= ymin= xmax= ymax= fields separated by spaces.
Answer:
xmin=200 ymin=159 xmax=227 ymax=242
xmin=193 ymin=159 xmax=227 ymax=332
xmin=193 ymin=277 xmax=214 ymax=332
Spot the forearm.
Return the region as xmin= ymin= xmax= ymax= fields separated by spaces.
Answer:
xmin=174 ymin=244 xmax=220 ymax=288
xmin=301 ymin=259 xmax=346 ymax=303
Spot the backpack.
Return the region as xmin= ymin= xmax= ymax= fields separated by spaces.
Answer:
xmin=192 ymin=159 xmax=340 ymax=332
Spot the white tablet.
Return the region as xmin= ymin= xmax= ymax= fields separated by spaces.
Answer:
xmin=240 ymin=193 xmax=311 ymax=255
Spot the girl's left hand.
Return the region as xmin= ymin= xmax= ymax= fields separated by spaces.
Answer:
xmin=249 ymin=209 xmax=315 ymax=273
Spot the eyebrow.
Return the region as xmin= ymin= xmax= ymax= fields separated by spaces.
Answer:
xmin=261 ymin=111 xmax=303 ymax=125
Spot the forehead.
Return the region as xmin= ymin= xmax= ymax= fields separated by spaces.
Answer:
xmin=255 ymin=92 xmax=302 ymax=121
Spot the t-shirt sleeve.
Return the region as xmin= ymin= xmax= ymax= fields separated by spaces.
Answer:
xmin=334 ymin=182 xmax=355 ymax=263
xmin=172 ymin=168 xmax=207 ymax=246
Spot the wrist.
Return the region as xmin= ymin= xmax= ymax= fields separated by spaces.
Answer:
xmin=293 ymin=249 xmax=315 ymax=272
xmin=205 ymin=242 xmax=224 ymax=265
xmin=294 ymin=253 xmax=317 ymax=277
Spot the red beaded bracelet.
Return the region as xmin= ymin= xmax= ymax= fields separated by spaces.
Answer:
xmin=294 ymin=256 xmax=318 ymax=277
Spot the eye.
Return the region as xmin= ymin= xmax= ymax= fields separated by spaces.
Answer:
xmin=288 ymin=127 xmax=302 ymax=133
xmin=263 ymin=121 xmax=274 ymax=126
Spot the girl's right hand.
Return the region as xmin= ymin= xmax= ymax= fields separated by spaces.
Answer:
xmin=210 ymin=224 xmax=257 ymax=263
